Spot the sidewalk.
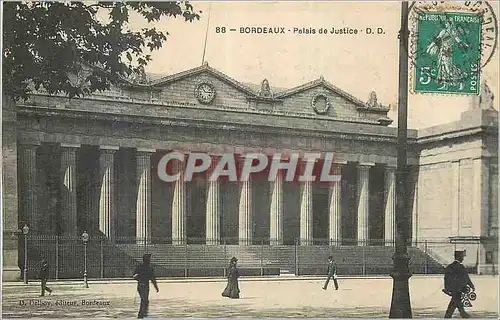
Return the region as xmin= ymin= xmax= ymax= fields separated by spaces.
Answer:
xmin=2 ymin=273 xmax=464 ymax=286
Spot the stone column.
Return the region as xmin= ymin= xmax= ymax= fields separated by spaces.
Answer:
xmin=239 ymin=158 xmax=253 ymax=245
xmin=357 ymin=163 xmax=373 ymax=246
xmin=19 ymin=143 xmax=40 ymax=233
xmin=99 ymin=146 xmax=118 ymax=242
xmin=270 ymin=169 xmax=284 ymax=245
xmin=3 ymin=93 xmax=20 ymax=281
xmin=60 ymin=144 xmax=80 ymax=236
xmin=384 ymin=166 xmax=396 ymax=246
xmin=136 ymin=148 xmax=154 ymax=245
xmin=206 ymin=157 xmax=221 ymax=245
xmin=300 ymin=160 xmax=313 ymax=246
xmin=172 ymin=157 xmax=187 ymax=245
xmin=328 ymin=163 xmax=344 ymax=246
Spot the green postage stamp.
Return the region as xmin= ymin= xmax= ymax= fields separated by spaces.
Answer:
xmin=413 ymin=12 xmax=482 ymax=95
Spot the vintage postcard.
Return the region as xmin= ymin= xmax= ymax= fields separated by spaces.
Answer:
xmin=2 ymin=1 xmax=499 ymax=319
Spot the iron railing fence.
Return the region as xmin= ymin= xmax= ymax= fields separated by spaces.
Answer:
xmin=18 ymin=236 xmax=494 ymax=280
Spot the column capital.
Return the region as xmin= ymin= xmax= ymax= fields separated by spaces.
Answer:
xmin=385 ymin=165 xmax=397 ymax=171
xmin=100 ymin=145 xmax=119 ymax=151
xmin=358 ymin=162 xmax=375 ymax=167
xmin=136 ymin=148 xmax=156 ymax=154
xmin=333 ymin=160 xmax=348 ymax=165
xmin=61 ymin=143 xmax=81 ymax=149
xmin=19 ymin=142 xmax=41 ymax=148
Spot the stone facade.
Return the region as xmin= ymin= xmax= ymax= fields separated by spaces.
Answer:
xmin=2 ymin=64 xmax=497 ymax=280
xmin=414 ymin=108 xmax=498 ymax=273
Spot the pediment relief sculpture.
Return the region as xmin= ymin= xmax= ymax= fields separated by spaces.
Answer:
xmin=366 ymin=91 xmax=380 ymax=108
xmin=259 ymin=78 xmax=273 ymax=97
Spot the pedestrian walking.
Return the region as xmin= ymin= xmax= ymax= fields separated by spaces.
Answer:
xmin=322 ymin=255 xmax=339 ymax=290
xmin=133 ymin=254 xmax=159 ymax=319
xmin=39 ymin=259 xmax=52 ymax=296
xmin=222 ymin=257 xmax=240 ymax=299
xmin=442 ymin=250 xmax=474 ymax=318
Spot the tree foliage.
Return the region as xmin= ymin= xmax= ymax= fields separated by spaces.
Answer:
xmin=3 ymin=1 xmax=201 ymax=100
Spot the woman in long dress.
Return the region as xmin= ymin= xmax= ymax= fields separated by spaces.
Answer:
xmin=222 ymin=257 xmax=240 ymax=299
xmin=425 ymin=19 xmax=469 ymax=90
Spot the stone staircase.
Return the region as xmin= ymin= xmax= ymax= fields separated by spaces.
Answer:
xmin=24 ymin=239 xmax=445 ymax=279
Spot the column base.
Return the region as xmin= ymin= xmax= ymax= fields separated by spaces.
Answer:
xmin=358 ymin=240 xmax=368 ymax=246
xmin=172 ymin=239 xmax=186 ymax=246
xmin=206 ymin=239 xmax=220 ymax=245
xmin=300 ymin=239 xmax=313 ymax=246
xmin=239 ymin=239 xmax=252 ymax=246
xmin=270 ymin=239 xmax=283 ymax=246
xmin=2 ymin=266 xmax=21 ymax=282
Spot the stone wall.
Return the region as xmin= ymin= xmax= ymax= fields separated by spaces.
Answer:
xmin=414 ymin=108 xmax=498 ymax=271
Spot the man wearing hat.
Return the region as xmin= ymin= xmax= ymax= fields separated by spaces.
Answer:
xmin=322 ymin=255 xmax=339 ymax=290
xmin=133 ymin=254 xmax=159 ymax=319
xmin=443 ymin=250 xmax=475 ymax=318
xmin=39 ymin=259 xmax=52 ymax=296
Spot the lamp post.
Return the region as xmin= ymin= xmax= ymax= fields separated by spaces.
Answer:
xmin=22 ymin=224 xmax=30 ymax=284
xmin=389 ymin=2 xmax=412 ymax=318
xmin=82 ymin=231 xmax=89 ymax=288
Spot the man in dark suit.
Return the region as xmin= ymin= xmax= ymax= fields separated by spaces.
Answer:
xmin=322 ymin=255 xmax=339 ymax=290
xmin=133 ymin=254 xmax=159 ymax=319
xmin=443 ymin=250 xmax=474 ymax=318
xmin=39 ymin=259 xmax=52 ymax=296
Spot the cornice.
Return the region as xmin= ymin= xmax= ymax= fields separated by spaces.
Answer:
xmin=23 ymin=94 xmax=386 ymax=126
xmin=16 ymin=105 xmax=405 ymax=144
xmin=416 ymin=127 xmax=490 ymax=144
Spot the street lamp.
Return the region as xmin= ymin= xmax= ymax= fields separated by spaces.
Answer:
xmin=22 ymin=224 xmax=30 ymax=284
xmin=389 ymin=2 xmax=412 ymax=318
xmin=82 ymin=231 xmax=89 ymax=288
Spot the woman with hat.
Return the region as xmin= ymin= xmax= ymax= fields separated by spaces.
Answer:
xmin=222 ymin=257 xmax=240 ymax=299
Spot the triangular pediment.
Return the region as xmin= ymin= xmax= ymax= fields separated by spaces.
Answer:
xmin=275 ymin=77 xmax=370 ymax=109
xmin=150 ymin=62 xmax=257 ymax=97
xmin=92 ymin=64 xmax=391 ymax=125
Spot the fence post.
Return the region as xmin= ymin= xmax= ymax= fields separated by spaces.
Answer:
xmin=260 ymin=240 xmax=264 ymax=277
xmin=184 ymin=243 xmax=188 ymax=278
xmin=55 ymin=236 xmax=59 ymax=280
xmin=223 ymin=241 xmax=227 ymax=278
xmin=362 ymin=244 xmax=366 ymax=276
xmin=424 ymin=240 xmax=428 ymax=275
xmin=294 ymin=238 xmax=299 ymax=276
xmin=100 ymin=239 xmax=104 ymax=278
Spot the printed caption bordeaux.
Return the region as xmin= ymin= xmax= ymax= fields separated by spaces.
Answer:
xmin=214 ymin=26 xmax=386 ymax=35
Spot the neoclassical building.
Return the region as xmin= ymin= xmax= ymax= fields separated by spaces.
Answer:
xmin=2 ymin=63 xmax=498 ymax=280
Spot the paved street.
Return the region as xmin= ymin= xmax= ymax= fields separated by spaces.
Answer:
xmin=2 ymin=276 xmax=498 ymax=318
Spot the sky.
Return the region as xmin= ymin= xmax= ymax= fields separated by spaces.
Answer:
xmin=128 ymin=1 xmax=499 ymax=130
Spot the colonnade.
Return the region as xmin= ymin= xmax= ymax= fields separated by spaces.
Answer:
xmin=18 ymin=143 xmax=397 ymax=246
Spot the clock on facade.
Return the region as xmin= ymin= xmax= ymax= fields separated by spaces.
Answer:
xmin=311 ymin=94 xmax=331 ymax=114
xmin=194 ymin=82 xmax=216 ymax=104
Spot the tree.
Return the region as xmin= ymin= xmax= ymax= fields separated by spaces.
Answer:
xmin=3 ymin=1 xmax=201 ymax=101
